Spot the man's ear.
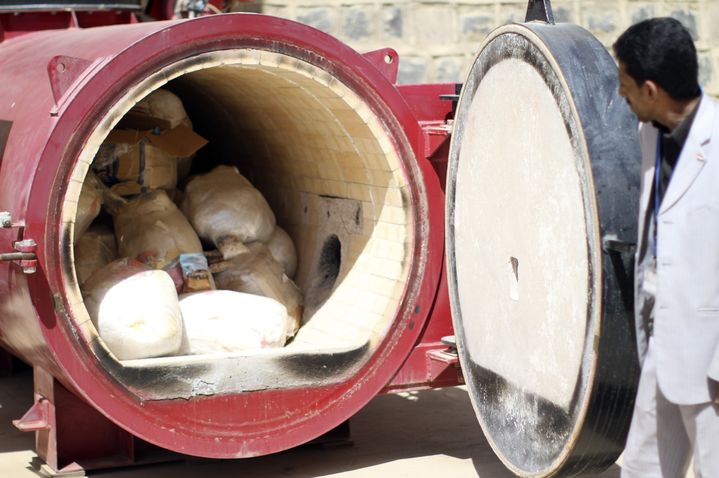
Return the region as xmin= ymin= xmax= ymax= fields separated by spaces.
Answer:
xmin=644 ymin=80 xmax=660 ymax=99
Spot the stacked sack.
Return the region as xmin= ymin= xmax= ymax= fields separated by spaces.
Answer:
xmin=75 ymin=89 xmax=302 ymax=360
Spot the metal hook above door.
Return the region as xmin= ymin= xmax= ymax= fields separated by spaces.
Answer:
xmin=525 ymin=0 xmax=555 ymax=24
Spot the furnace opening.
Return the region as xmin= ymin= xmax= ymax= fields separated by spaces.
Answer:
xmin=60 ymin=49 xmax=415 ymax=396
xmin=305 ymin=234 xmax=342 ymax=319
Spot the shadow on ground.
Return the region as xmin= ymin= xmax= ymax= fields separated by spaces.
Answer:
xmin=1 ymin=369 xmax=622 ymax=478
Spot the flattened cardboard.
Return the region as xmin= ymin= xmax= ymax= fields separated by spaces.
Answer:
xmin=110 ymin=181 xmax=144 ymax=197
xmin=148 ymin=125 xmax=207 ymax=158
xmin=104 ymin=125 xmax=207 ymax=158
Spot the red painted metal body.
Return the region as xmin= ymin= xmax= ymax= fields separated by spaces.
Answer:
xmin=0 ymin=10 xmax=459 ymax=472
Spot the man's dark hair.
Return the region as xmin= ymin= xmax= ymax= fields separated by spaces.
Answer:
xmin=613 ymin=17 xmax=700 ymax=101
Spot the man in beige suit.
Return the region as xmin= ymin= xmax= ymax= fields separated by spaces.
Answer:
xmin=613 ymin=18 xmax=719 ymax=477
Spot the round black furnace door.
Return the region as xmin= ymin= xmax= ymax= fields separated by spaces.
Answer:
xmin=446 ymin=22 xmax=642 ymax=477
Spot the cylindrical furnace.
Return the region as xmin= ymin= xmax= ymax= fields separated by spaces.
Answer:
xmin=0 ymin=8 xmax=456 ymax=467
xmin=0 ymin=1 xmax=642 ymax=477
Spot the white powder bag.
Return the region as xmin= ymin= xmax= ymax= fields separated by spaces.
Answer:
xmin=112 ymin=190 xmax=203 ymax=268
xmin=266 ymin=226 xmax=297 ymax=279
xmin=211 ymin=243 xmax=302 ymax=338
xmin=97 ymin=269 xmax=183 ymax=360
xmin=182 ymin=165 xmax=275 ymax=258
xmin=178 ymin=290 xmax=289 ymax=355
xmin=82 ymin=258 xmax=151 ymax=323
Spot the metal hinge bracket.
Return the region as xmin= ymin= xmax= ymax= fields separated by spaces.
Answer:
xmin=13 ymin=398 xmax=51 ymax=432
xmin=0 ymin=212 xmax=37 ymax=273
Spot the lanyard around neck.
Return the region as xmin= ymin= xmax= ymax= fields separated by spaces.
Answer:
xmin=652 ymin=133 xmax=662 ymax=257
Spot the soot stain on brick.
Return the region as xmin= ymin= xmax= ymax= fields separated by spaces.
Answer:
xmin=279 ymin=343 xmax=370 ymax=380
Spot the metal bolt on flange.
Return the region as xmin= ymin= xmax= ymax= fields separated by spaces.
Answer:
xmin=0 ymin=212 xmax=11 ymax=228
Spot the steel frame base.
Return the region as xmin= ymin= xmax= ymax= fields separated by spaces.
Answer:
xmin=15 ymin=367 xmax=181 ymax=476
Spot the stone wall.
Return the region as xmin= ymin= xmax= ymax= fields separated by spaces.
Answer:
xmin=249 ymin=0 xmax=719 ymax=96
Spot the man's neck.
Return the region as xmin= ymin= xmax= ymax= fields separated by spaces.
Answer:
xmin=655 ymin=95 xmax=701 ymax=131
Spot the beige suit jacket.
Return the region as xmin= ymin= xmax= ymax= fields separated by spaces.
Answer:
xmin=635 ymin=94 xmax=719 ymax=405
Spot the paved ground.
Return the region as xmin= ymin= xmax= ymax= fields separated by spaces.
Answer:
xmin=0 ymin=367 xmax=624 ymax=478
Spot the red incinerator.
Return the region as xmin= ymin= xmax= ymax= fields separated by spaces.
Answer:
xmin=0 ymin=1 xmax=642 ymax=477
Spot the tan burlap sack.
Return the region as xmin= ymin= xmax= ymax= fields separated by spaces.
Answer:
xmin=111 ymin=190 xmax=203 ymax=268
xmin=75 ymin=172 xmax=104 ymax=243
xmin=133 ymin=89 xmax=193 ymax=130
xmin=74 ymin=225 xmax=117 ymax=286
xmin=266 ymin=226 xmax=297 ymax=279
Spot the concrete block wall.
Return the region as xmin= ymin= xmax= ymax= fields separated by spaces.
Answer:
xmin=248 ymin=0 xmax=719 ymax=96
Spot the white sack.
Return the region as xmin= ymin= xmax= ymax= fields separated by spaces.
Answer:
xmin=182 ymin=165 xmax=275 ymax=258
xmin=97 ymin=270 xmax=183 ymax=360
xmin=75 ymin=172 xmax=104 ymax=243
xmin=212 ymin=243 xmax=302 ymax=337
xmin=178 ymin=290 xmax=289 ymax=355
xmin=266 ymin=226 xmax=297 ymax=279
xmin=112 ymin=190 xmax=203 ymax=268
xmin=82 ymin=258 xmax=151 ymax=323
xmin=74 ymin=225 xmax=117 ymax=286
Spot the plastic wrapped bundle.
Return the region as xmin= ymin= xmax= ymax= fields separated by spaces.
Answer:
xmin=111 ymin=190 xmax=203 ymax=268
xmin=266 ymin=226 xmax=297 ymax=279
xmin=74 ymin=225 xmax=117 ymax=286
xmin=211 ymin=243 xmax=302 ymax=338
xmin=163 ymin=253 xmax=216 ymax=294
xmin=179 ymin=253 xmax=215 ymax=292
xmin=182 ymin=166 xmax=275 ymax=259
xmin=133 ymin=89 xmax=193 ymax=130
xmin=75 ymin=172 xmax=104 ymax=243
xmin=178 ymin=290 xmax=290 ymax=355
xmin=97 ymin=269 xmax=183 ymax=360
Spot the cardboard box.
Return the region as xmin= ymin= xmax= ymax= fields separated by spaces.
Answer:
xmin=93 ymin=125 xmax=207 ymax=194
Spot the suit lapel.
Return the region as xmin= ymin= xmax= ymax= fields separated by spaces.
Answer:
xmin=659 ymin=96 xmax=716 ymax=214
